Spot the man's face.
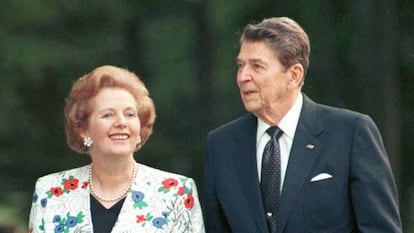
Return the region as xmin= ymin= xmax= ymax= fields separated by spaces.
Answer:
xmin=236 ymin=41 xmax=295 ymax=117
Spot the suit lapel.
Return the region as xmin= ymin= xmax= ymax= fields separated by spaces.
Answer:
xmin=111 ymin=187 xmax=133 ymax=232
xmin=234 ymin=114 xmax=269 ymax=233
xmin=277 ymin=95 xmax=325 ymax=232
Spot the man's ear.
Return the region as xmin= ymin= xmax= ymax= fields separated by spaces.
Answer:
xmin=288 ymin=63 xmax=304 ymax=86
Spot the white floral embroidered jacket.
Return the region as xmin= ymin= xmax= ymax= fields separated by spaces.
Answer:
xmin=29 ymin=163 xmax=205 ymax=233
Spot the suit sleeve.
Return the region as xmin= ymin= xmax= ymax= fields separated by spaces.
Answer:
xmin=350 ymin=115 xmax=402 ymax=233
xmin=203 ymin=132 xmax=232 ymax=233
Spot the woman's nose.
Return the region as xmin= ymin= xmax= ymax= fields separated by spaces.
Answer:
xmin=115 ymin=115 xmax=127 ymax=128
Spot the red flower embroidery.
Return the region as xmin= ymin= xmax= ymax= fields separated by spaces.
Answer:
xmin=50 ymin=187 xmax=63 ymax=197
xmin=184 ymin=193 xmax=194 ymax=209
xmin=64 ymin=178 xmax=79 ymax=190
xmin=136 ymin=215 xmax=146 ymax=223
xmin=177 ymin=186 xmax=185 ymax=196
xmin=81 ymin=181 xmax=89 ymax=189
xmin=162 ymin=178 xmax=178 ymax=189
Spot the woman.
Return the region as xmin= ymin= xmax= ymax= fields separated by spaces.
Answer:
xmin=29 ymin=65 xmax=205 ymax=233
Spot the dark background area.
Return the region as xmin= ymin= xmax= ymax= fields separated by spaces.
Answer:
xmin=0 ymin=1 xmax=413 ymax=232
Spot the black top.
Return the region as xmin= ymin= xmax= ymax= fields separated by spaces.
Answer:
xmin=90 ymin=195 xmax=126 ymax=233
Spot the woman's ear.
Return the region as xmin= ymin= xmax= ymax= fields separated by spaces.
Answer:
xmin=80 ymin=128 xmax=89 ymax=141
xmin=79 ymin=129 xmax=87 ymax=139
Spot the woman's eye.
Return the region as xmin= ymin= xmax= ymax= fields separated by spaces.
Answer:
xmin=126 ymin=112 xmax=137 ymax=117
xmin=101 ymin=113 xmax=113 ymax=118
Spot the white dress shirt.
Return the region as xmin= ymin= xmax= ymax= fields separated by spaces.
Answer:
xmin=256 ymin=93 xmax=303 ymax=192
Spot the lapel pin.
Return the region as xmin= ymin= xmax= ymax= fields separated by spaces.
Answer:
xmin=306 ymin=144 xmax=315 ymax=149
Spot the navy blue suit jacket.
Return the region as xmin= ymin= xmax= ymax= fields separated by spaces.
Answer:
xmin=203 ymin=94 xmax=402 ymax=233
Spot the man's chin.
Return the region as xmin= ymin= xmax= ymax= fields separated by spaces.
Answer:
xmin=243 ymin=103 xmax=259 ymax=113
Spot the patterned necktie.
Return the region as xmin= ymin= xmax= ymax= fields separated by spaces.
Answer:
xmin=261 ymin=126 xmax=283 ymax=233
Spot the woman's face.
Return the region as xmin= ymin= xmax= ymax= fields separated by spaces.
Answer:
xmin=84 ymin=88 xmax=141 ymax=160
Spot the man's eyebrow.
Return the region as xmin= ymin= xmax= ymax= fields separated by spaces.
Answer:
xmin=248 ymin=58 xmax=265 ymax=63
xmin=236 ymin=58 xmax=265 ymax=63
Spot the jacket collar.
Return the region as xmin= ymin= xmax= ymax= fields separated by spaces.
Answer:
xmin=277 ymin=94 xmax=325 ymax=232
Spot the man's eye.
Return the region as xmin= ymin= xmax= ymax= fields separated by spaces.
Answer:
xmin=253 ymin=64 xmax=263 ymax=70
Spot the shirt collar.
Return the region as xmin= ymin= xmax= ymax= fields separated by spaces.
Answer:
xmin=257 ymin=93 xmax=303 ymax=140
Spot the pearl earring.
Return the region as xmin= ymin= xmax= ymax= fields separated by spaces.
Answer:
xmin=83 ymin=137 xmax=93 ymax=148
xmin=137 ymin=136 xmax=142 ymax=144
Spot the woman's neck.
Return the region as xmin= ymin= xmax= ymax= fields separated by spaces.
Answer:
xmin=89 ymin=157 xmax=137 ymax=208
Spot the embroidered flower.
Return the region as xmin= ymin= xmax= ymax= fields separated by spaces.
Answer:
xmin=152 ymin=217 xmax=167 ymax=229
xmin=177 ymin=186 xmax=186 ymax=196
xmin=63 ymin=178 xmax=79 ymax=190
xmin=66 ymin=216 xmax=78 ymax=227
xmin=81 ymin=181 xmax=89 ymax=189
xmin=175 ymin=178 xmax=193 ymax=197
xmin=132 ymin=191 xmax=145 ymax=202
xmin=162 ymin=178 xmax=178 ymax=189
xmin=53 ymin=215 xmax=61 ymax=223
xmin=51 ymin=212 xmax=85 ymax=233
xmin=40 ymin=198 xmax=48 ymax=208
xmin=45 ymin=175 xmax=86 ymax=200
xmin=32 ymin=193 xmax=38 ymax=203
xmin=50 ymin=187 xmax=63 ymax=197
xmin=131 ymin=176 xmax=197 ymax=230
xmin=132 ymin=191 xmax=148 ymax=209
xmin=136 ymin=213 xmax=153 ymax=227
xmin=136 ymin=215 xmax=146 ymax=223
xmin=159 ymin=178 xmax=179 ymax=193
xmin=184 ymin=193 xmax=195 ymax=209
xmin=54 ymin=224 xmax=65 ymax=233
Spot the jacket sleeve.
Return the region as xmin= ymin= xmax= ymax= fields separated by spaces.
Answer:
xmin=203 ymin=132 xmax=232 ymax=233
xmin=183 ymin=178 xmax=206 ymax=233
xmin=350 ymin=115 xmax=402 ymax=233
xmin=28 ymin=178 xmax=45 ymax=233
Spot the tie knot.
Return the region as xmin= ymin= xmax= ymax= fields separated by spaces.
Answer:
xmin=266 ymin=126 xmax=283 ymax=140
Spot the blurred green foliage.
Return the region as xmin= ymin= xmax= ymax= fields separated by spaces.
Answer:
xmin=0 ymin=0 xmax=413 ymax=232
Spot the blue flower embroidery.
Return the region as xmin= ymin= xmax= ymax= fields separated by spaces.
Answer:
xmin=152 ymin=217 xmax=167 ymax=229
xmin=132 ymin=190 xmax=148 ymax=209
xmin=41 ymin=198 xmax=48 ymax=208
xmin=51 ymin=212 xmax=85 ymax=232
xmin=52 ymin=215 xmax=61 ymax=223
xmin=54 ymin=224 xmax=64 ymax=233
xmin=132 ymin=191 xmax=144 ymax=202
xmin=66 ymin=216 xmax=78 ymax=227
xmin=32 ymin=193 xmax=38 ymax=203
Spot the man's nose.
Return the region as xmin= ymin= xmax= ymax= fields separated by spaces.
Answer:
xmin=237 ymin=66 xmax=252 ymax=82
